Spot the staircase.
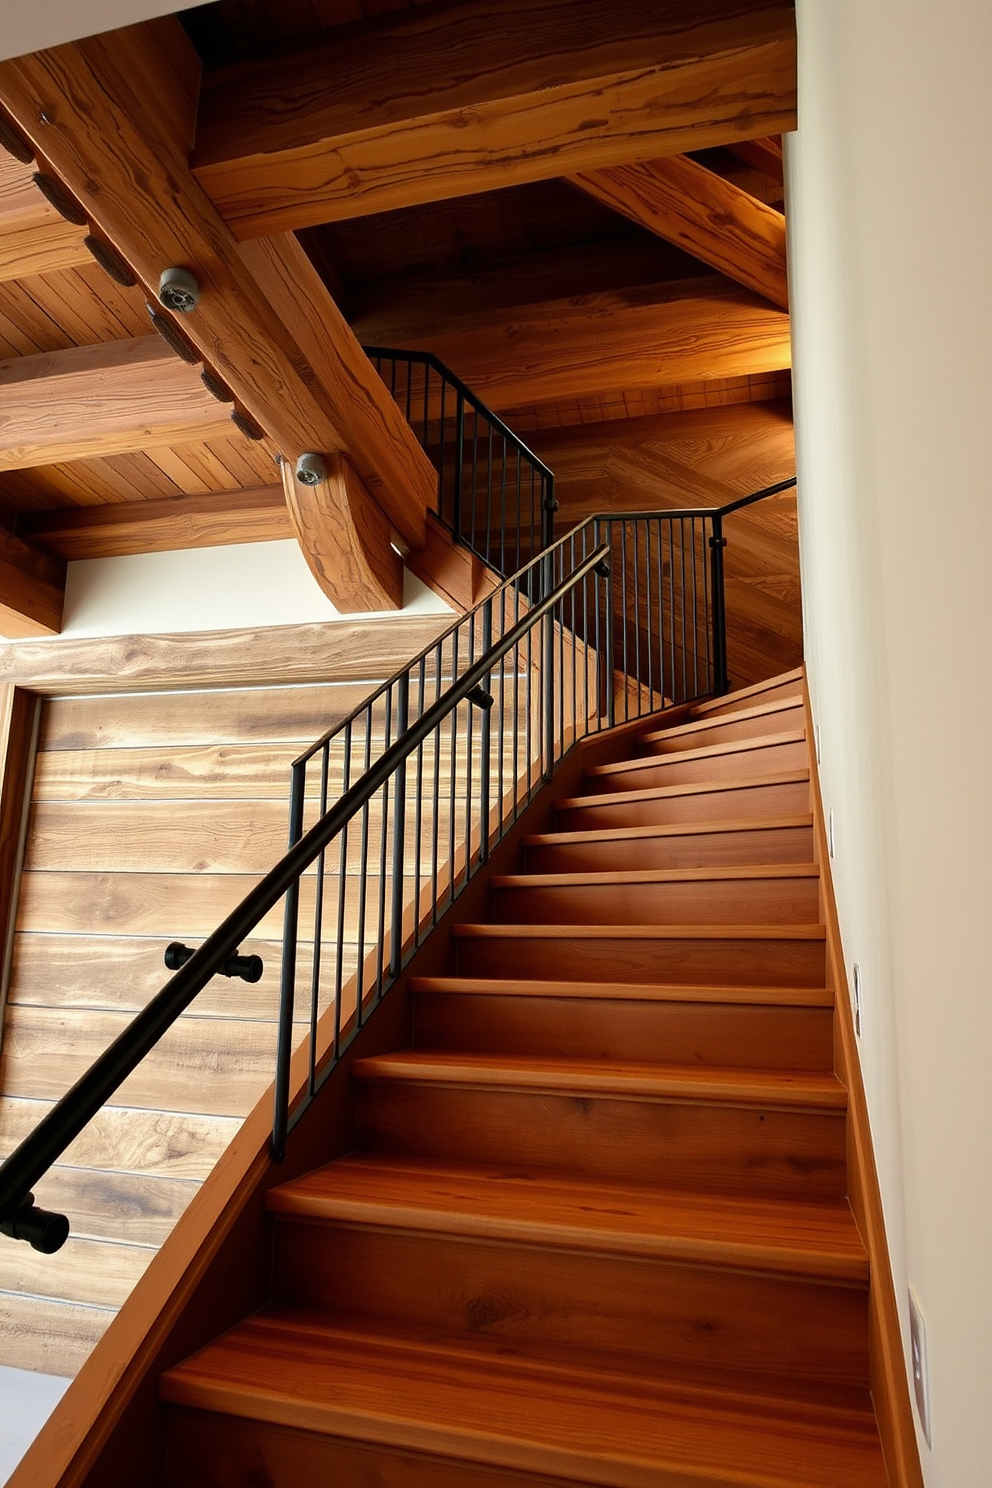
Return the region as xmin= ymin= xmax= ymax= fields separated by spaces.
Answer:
xmin=156 ymin=666 xmax=889 ymax=1488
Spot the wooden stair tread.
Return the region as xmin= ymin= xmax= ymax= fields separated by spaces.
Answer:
xmin=491 ymin=864 xmax=819 ymax=888
xmin=554 ymin=770 xmax=810 ymax=812
xmin=267 ymin=1155 xmax=866 ymax=1280
xmin=455 ymin=922 xmax=826 ymax=941
xmin=526 ymin=815 xmax=814 ymax=847
xmin=161 ymin=1312 xmax=886 ymax=1488
xmin=587 ymin=731 xmax=806 ymax=779
xmin=351 ymin=1050 xmax=847 ymax=1108
xmin=639 ymin=698 xmax=804 ymax=745
xmin=410 ymin=976 xmax=834 ymax=1007
xmin=688 ymin=669 xmax=804 ymax=718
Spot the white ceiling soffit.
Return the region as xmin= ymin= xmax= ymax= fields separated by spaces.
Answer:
xmin=0 ymin=0 xmax=201 ymax=63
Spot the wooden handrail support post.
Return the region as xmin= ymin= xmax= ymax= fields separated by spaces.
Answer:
xmin=801 ymin=675 xmax=925 ymax=1488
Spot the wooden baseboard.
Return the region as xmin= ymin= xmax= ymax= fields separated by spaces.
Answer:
xmin=801 ymin=676 xmax=924 ymax=1488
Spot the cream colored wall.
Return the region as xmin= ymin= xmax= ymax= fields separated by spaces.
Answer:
xmin=786 ymin=1 xmax=992 ymax=1481
xmin=0 ymin=0 xmax=199 ymax=62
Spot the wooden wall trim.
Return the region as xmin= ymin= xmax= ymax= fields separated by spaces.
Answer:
xmin=0 ymin=685 xmax=40 ymax=1031
xmin=0 ymin=616 xmax=452 ymax=696
xmin=802 ymin=677 xmax=925 ymax=1488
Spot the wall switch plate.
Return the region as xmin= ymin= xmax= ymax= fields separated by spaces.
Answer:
xmin=852 ymin=963 xmax=862 ymax=1037
xmin=828 ymin=807 xmax=835 ymax=858
xmin=908 ymin=1288 xmax=932 ymax=1446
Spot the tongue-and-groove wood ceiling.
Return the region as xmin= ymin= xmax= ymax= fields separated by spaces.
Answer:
xmin=0 ymin=0 xmax=797 ymax=662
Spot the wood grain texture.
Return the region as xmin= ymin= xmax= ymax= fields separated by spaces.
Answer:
xmin=571 ymin=154 xmax=788 ymax=309
xmin=17 ymin=485 xmax=292 ymax=559
xmin=0 ymin=523 xmax=65 ymax=637
xmin=0 ymin=685 xmax=38 ymax=1000
xmin=191 ymin=0 xmax=797 ymax=233
xmin=352 ymin=274 xmax=791 ymax=412
xmin=0 ymin=614 xmax=451 ymax=693
xmin=0 ymin=22 xmax=437 ymax=554
xmin=0 ymin=151 xmax=91 ymax=281
xmin=0 ymin=1294 xmax=113 ymax=1377
xmin=281 ymin=452 xmax=403 ymax=613
xmin=0 ymin=337 xmax=235 ymax=471
xmin=0 ymin=1097 xmax=240 ymax=1182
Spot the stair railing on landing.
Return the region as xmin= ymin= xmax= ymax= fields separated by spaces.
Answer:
xmin=365 ymin=346 xmax=557 ymax=574
xmin=0 ymin=462 xmax=795 ymax=1252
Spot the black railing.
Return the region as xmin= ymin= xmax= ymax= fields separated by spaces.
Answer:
xmin=0 ymin=477 xmax=795 ymax=1250
xmin=365 ymin=347 xmax=556 ymax=575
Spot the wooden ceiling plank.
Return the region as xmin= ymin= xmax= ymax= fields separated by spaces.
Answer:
xmin=191 ymin=0 xmax=797 ymax=235
xmin=18 ymin=485 xmax=291 ymax=560
xmin=726 ymin=136 xmax=785 ymax=183
xmin=0 ymin=19 xmax=437 ymax=613
xmin=0 ymin=337 xmax=237 ymax=471
xmin=0 ymin=523 xmax=65 ymax=637
xmin=570 ymin=155 xmax=788 ymax=310
xmin=280 ymin=455 xmax=402 ymax=612
xmin=352 ymin=274 xmax=791 ymax=412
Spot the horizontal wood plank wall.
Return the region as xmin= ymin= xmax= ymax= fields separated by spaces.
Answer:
xmin=0 ymin=624 xmax=454 ymax=1376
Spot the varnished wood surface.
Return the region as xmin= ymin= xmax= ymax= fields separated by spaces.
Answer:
xmin=0 ymin=1097 xmax=240 ymax=1182
xmin=0 ymin=686 xmax=37 ymax=994
xmin=554 ymin=771 xmax=811 ymax=830
xmin=639 ymin=697 xmax=804 ymax=748
xmin=0 ymin=1294 xmax=112 ymax=1377
xmin=280 ymin=451 xmax=402 ymax=613
xmin=0 ymin=21 xmax=438 ymax=558
xmin=160 ymin=1311 xmax=886 ymax=1488
xmin=18 ymin=485 xmax=292 ymax=559
xmin=353 ymin=275 xmax=791 ymax=413
xmin=192 ymin=0 xmax=797 ymax=234
xmin=572 ymin=155 xmax=788 ymax=309
xmin=0 ymin=614 xmax=451 ymax=693
xmin=0 ymin=523 xmax=66 ymax=638
xmin=0 ymin=337 xmax=234 ymax=471
xmin=0 ymin=152 xmax=90 ymax=282
xmin=523 ymin=816 xmax=814 ymax=872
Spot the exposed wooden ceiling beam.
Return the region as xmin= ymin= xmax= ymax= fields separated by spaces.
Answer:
xmin=352 ymin=275 xmax=791 ymax=411
xmin=0 ymin=20 xmax=438 ymax=612
xmin=0 ymin=523 xmax=65 ymax=637
xmin=280 ymin=455 xmax=402 ymax=613
xmin=191 ymin=0 xmax=797 ymax=237
xmin=0 ymin=154 xmax=89 ymax=281
xmin=17 ymin=485 xmax=291 ymax=560
xmin=570 ymin=155 xmax=788 ymax=310
xmin=0 ymin=337 xmax=236 ymax=471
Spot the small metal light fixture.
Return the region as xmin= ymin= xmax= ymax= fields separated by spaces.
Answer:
xmin=158 ymin=266 xmax=201 ymax=314
xmin=296 ymin=452 xmax=328 ymax=486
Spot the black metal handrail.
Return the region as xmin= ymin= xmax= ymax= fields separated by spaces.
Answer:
xmin=365 ymin=346 xmax=556 ymax=575
xmin=0 ymin=475 xmax=795 ymax=1251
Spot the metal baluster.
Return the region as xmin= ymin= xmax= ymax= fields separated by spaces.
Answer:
xmin=389 ymin=673 xmax=409 ymax=978
xmin=307 ymin=742 xmax=331 ymax=1097
xmin=413 ymin=658 xmax=425 ymax=948
xmin=272 ymin=759 xmax=306 ymax=1161
xmin=333 ymin=722 xmax=352 ymax=1061
xmin=354 ymin=713 xmax=373 ymax=1026
xmin=709 ymin=511 xmax=729 ymax=695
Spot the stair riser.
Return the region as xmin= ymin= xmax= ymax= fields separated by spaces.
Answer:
xmin=589 ymin=739 xmax=806 ymax=793
xmin=692 ymin=681 xmax=804 ymax=718
xmin=641 ymin=707 xmax=805 ymax=755
xmin=491 ymin=876 xmax=820 ymax=927
xmin=355 ymin=1085 xmax=847 ymax=1198
xmin=555 ymin=779 xmax=811 ymax=831
xmin=273 ymin=1224 xmax=869 ymax=1388
xmin=413 ymin=995 xmax=833 ymax=1071
xmin=167 ymin=1408 xmax=577 ymax=1488
xmin=525 ymin=824 xmax=814 ymax=873
xmin=455 ymin=933 xmax=827 ymax=988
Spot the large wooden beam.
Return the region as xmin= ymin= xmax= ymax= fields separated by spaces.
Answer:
xmin=570 ymin=155 xmax=788 ymax=310
xmin=0 ymin=20 xmax=437 ymax=612
xmin=0 ymin=337 xmax=235 ymax=470
xmin=0 ymin=523 xmax=65 ymax=637
xmin=191 ymin=0 xmax=797 ymax=236
xmin=17 ymin=486 xmax=291 ymax=560
xmin=352 ymin=274 xmax=791 ymax=411
xmin=280 ymin=454 xmax=402 ymax=613
xmin=0 ymin=153 xmax=90 ymax=281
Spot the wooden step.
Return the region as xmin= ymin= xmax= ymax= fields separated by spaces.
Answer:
xmin=524 ymin=816 xmax=815 ymax=872
xmin=161 ymin=1313 xmax=887 ymax=1488
xmin=489 ymin=865 xmax=821 ymax=927
xmin=688 ymin=669 xmax=804 ymax=720
xmin=453 ymin=923 xmax=827 ymax=989
xmin=410 ymin=977 xmax=834 ymax=1070
xmin=353 ymin=1050 xmax=847 ymax=1198
xmin=268 ymin=1157 xmax=869 ymax=1388
xmin=585 ymin=732 xmax=807 ymax=793
xmin=554 ymin=772 xmax=811 ymax=831
xmin=637 ymin=699 xmax=806 ymax=755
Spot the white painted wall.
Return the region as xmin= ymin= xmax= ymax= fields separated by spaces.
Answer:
xmin=0 ymin=0 xmax=199 ymax=62
xmin=787 ymin=1 xmax=992 ymax=1480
